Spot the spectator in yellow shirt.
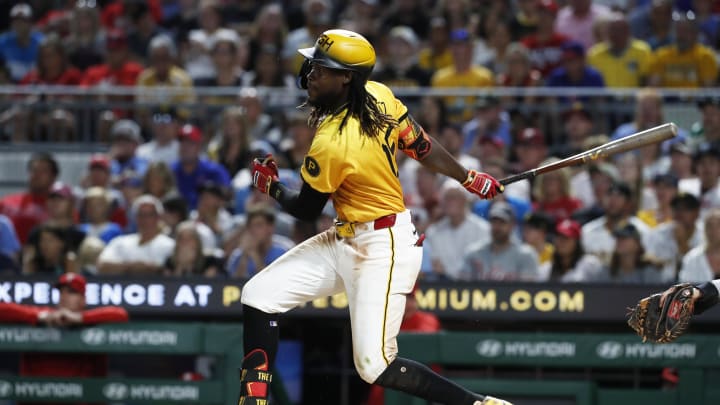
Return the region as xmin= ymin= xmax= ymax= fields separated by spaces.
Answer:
xmin=418 ymin=17 xmax=454 ymax=73
xmin=648 ymin=12 xmax=718 ymax=88
xmin=431 ymin=28 xmax=493 ymax=123
xmin=588 ymin=13 xmax=652 ymax=87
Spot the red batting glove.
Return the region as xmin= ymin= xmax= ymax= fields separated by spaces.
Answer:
xmin=251 ymin=154 xmax=279 ymax=194
xmin=462 ymin=170 xmax=503 ymax=199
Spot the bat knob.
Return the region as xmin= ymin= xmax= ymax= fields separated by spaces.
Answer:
xmin=668 ymin=122 xmax=679 ymax=137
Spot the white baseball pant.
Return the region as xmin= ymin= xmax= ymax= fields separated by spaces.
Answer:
xmin=241 ymin=210 xmax=423 ymax=383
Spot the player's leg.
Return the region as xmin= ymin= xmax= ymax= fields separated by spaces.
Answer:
xmin=341 ymin=216 xmax=512 ymax=405
xmin=238 ymin=230 xmax=344 ymax=403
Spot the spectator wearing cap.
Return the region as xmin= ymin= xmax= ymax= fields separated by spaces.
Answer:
xmin=78 ymin=187 xmax=123 ymax=244
xmin=460 ymin=201 xmax=540 ymax=281
xmin=424 ymin=182 xmax=490 ymax=281
xmin=572 ymin=159 xmax=617 ymax=223
xmin=226 ymin=204 xmax=293 ymax=278
xmin=282 ymin=0 xmax=334 ymax=76
xmin=431 ymin=28 xmax=494 ymax=123
xmin=137 ymin=106 xmax=181 ymax=165
xmin=693 ymin=142 xmax=720 ymax=217
xmin=523 ymin=212 xmax=555 ymax=278
xmin=533 ymin=157 xmax=583 ymax=222
xmin=689 ymin=96 xmax=720 ymax=150
xmin=0 ymin=273 xmax=128 ymax=394
xmin=80 ymin=29 xmax=144 ymax=87
xmin=0 ymin=213 xmax=21 ymax=272
xmin=521 ymin=0 xmax=571 ymax=78
xmin=136 ymin=34 xmax=194 ymax=112
xmin=581 ymin=181 xmax=650 ymax=265
xmin=647 ymin=192 xmax=702 ymax=281
xmin=513 ymin=127 xmax=549 ymax=175
xmin=0 ymin=153 xmax=57 ymax=244
xmin=648 ymin=11 xmax=718 ymax=88
xmin=554 ymin=0 xmax=611 ymax=49
xmin=190 ymin=180 xmax=235 ymax=244
xmin=637 ymin=173 xmax=679 ymax=228
xmin=109 ymin=119 xmax=150 ymax=184
xmin=546 ymin=41 xmax=605 ymax=90
xmin=0 ymin=3 xmax=44 ymax=82
xmin=418 ymin=17 xmax=453 ymax=73
xmin=587 ymin=12 xmax=652 ymax=88
xmin=461 ymin=95 xmax=512 ymax=154
xmin=611 ymin=88 xmax=688 ymax=153
xmin=670 ymin=142 xmax=694 ymax=184
xmin=80 ymin=154 xmax=127 ymax=227
xmin=552 ymin=102 xmax=594 ymax=159
xmin=101 ymin=0 xmax=163 ymax=31
xmin=164 ymin=220 xmax=224 ymax=278
xmin=194 ymin=28 xmax=244 ymax=97
xmin=609 ymin=223 xmax=663 ymax=283
xmin=679 ymin=208 xmax=720 ymax=282
xmin=172 ymin=124 xmax=231 ymax=209
xmin=373 ymin=26 xmax=432 ymax=88
xmin=97 ymin=195 xmax=175 ymax=275
xmin=63 ymin=2 xmax=104 ymax=71
xmin=550 ymin=218 xmax=606 ymax=282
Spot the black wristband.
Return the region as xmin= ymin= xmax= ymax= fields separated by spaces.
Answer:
xmin=694 ymin=282 xmax=720 ymax=314
xmin=268 ymin=181 xmax=282 ymax=201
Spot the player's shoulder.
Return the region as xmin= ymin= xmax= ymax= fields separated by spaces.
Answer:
xmin=366 ymin=81 xmax=397 ymax=102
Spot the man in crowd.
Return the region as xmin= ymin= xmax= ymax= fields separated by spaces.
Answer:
xmin=0 ymin=3 xmax=44 ymax=82
xmin=137 ymin=106 xmax=181 ymax=165
xmin=689 ymin=96 xmax=720 ymax=150
xmin=521 ymin=0 xmax=570 ymax=78
xmin=109 ymin=119 xmax=149 ymax=185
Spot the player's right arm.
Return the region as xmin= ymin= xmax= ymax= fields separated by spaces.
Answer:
xmin=693 ymin=280 xmax=720 ymax=314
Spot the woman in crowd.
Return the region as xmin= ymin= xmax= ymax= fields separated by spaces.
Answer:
xmin=23 ymin=225 xmax=76 ymax=275
xmin=532 ymin=158 xmax=582 ymax=222
xmin=207 ymin=106 xmax=252 ymax=177
xmin=78 ymin=187 xmax=123 ymax=244
xmin=609 ymin=223 xmax=664 ymax=283
xmin=164 ymin=221 xmax=223 ymax=278
xmin=143 ymin=161 xmax=177 ymax=201
xmin=549 ymin=219 xmax=606 ymax=282
xmin=64 ymin=2 xmax=105 ymax=70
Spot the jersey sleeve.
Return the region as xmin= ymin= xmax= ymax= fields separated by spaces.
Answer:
xmin=300 ymin=134 xmax=351 ymax=193
xmin=0 ymin=303 xmax=45 ymax=325
xmin=82 ymin=306 xmax=129 ymax=324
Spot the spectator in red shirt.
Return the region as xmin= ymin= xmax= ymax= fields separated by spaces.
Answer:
xmin=0 ymin=272 xmax=128 ymax=405
xmin=20 ymin=35 xmax=82 ymax=85
xmin=521 ymin=0 xmax=571 ymax=78
xmin=0 ymin=152 xmax=57 ymax=244
xmin=533 ymin=157 xmax=583 ymax=222
xmin=101 ymin=0 xmax=162 ymax=31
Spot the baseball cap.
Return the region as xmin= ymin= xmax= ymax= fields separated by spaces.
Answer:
xmin=55 ymin=273 xmax=86 ymax=294
xmin=652 ymin=173 xmax=678 ymax=187
xmin=524 ymin=211 xmax=554 ymax=232
xmin=178 ymin=124 xmax=203 ymax=143
xmin=106 ymin=29 xmax=128 ymax=50
xmin=10 ymin=3 xmax=32 ymax=19
xmin=152 ymin=106 xmax=179 ymax=124
xmin=670 ymin=192 xmax=700 ymax=210
xmin=537 ymin=0 xmax=559 ymax=14
xmin=49 ymin=182 xmax=74 ymax=199
xmin=669 ymin=141 xmax=691 ymax=156
xmin=517 ymin=127 xmax=546 ymax=146
xmin=555 ymin=218 xmax=581 ymax=239
xmin=608 ymin=181 xmax=633 ymax=199
xmin=88 ymin=154 xmax=110 ymax=171
xmin=694 ymin=141 xmax=720 ymax=160
xmin=450 ymin=28 xmax=471 ymax=43
xmin=612 ymin=223 xmax=641 ymax=239
xmin=197 ymin=180 xmax=229 ymax=200
xmin=697 ymin=96 xmax=720 ymax=109
xmin=389 ymin=26 xmax=419 ymax=48
xmin=111 ymin=119 xmax=142 ymax=143
xmin=489 ymin=201 xmax=515 ymax=222
xmin=475 ymin=95 xmax=500 ymax=109
xmin=84 ymin=186 xmax=110 ymax=202
xmin=589 ymin=162 xmax=620 ymax=182
xmin=562 ymin=101 xmax=592 ymax=121
xmin=562 ymin=41 xmax=585 ymax=59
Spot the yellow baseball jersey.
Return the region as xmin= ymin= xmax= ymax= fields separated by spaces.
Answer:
xmin=430 ymin=65 xmax=494 ymax=122
xmin=587 ymin=39 xmax=651 ymax=87
xmin=648 ymin=44 xmax=718 ymax=88
xmin=300 ymin=81 xmax=420 ymax=223
xmin=418 ymin=47 xmax=454 ymax=72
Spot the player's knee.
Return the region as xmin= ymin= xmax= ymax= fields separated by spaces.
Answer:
xmin=353 ymin=353 xmax=395 ymax=384
xmin=240 ymin=277 xmax=263 ymax=307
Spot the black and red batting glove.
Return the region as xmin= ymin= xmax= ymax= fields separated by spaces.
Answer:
xmin=251 ymin=154 xmax=279 ymax=194
xmin=462 ymin=169 xmax=503 ymax=199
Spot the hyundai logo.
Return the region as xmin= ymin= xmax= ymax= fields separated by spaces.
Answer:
xmin=476 ymin=339 xmax=503 ymax=358
xmin=102 ymin=383 xmax=128 ymax=400
xmin=596 ymin=341 xmax=624 ymax=359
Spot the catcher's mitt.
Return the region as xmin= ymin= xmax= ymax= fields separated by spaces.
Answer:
xmin=627 ymin=283 xmax=697 ymax=344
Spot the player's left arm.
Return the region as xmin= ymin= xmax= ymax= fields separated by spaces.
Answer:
xmin=692 ymin=280 xmax=720 ymax=314
xmin=397 ymin=113 xmax=502 ymax=199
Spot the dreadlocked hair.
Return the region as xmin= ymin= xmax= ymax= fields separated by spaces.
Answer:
xmin=306 ymin=75 xmax=398 ymax=139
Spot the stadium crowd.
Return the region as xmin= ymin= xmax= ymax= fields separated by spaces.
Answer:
xmin=1 ymin=0 xmax=720 ymax=286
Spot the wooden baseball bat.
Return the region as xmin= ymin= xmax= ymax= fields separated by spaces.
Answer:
xmin=499 ymin=123 xmax=679 ymax=187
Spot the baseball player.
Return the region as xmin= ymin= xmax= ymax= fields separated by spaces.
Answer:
xmin=239 ymin=29 xmax=509 ymax=405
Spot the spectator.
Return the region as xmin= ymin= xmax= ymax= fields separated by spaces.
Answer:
xmin=97 ymin=195 xmax=175 ymax=275
xmin=279 ymin=110 xmax=314 ymax=172
xmin=554 ymin=0 xmax=612 ymax=49
xmin=282 ymin=0 xmax=333 ymax=76
xmin=76 ymin=236 xmax=105 ymax=276
xmin=431 ymin=28 xmax=494 ymax=123
xmin=648 ymin=11 xmax=718 ymax=88
xmin=572 ymin=160 xmax=619 ymax=224
xmin=190 ymin=180 xmax=235 ymax=245
xmin=143 ymin=161 xmax=177 ymax=201
xmin=694 ymin=0 xmax=720 ymax=47
xmin=161 ymin=193 xmax=217 ymax=252
xmin=80 ymin=154 xmax=127 ymax=229
xmin=689 ymin=96 xmax=720 ymax=150
xmin=338 ymin=0 xmax=381 ymax=42
xmin=128 ymin=2 xmax=168 ymax=63
xmin=137 ymin=106 xmax=181 ymax=165
xmin=509 ymin=0 xmax=541 ymax=40
xmin=647 ymin=192 xmax=702 ymax=281
xmin=0 ymin=213 xmax=21 ymax=272
xmin=240 ymin=43 xmax=295 ymax=94
xmin=553 ymin=102 xmax=595 ymax=159
xmin=164 ymin=220 xmax=223 ymax=278
xmin=587 ymin=12 xmax=652 ymax=87
xmin=0 ymin=152 xmax=57 ymax=244
xmin=408 ymin=165 xmax=443 ymax=224
xmin=184 ymin=0 xmax=223 ymax=79
xmin=549 ymin=218 xmax=607 ymax=282
xmin=78 ymin=187 xmax=123 ymax=244
xmin=194 ymin=28 xmax=244 ymax=92
xmin=64 ymin=2 xmax=104 ymax=71
xmin=694 ymin=142 xmax=720 ymax=217
xmin=546 ymin=41 xmax=605 ymax=89
xmin=437 ymin=124 xmax=481 ymax=172
xmin=207 ymin=106 xmax=252 ymax=176
xmin=118 ymin=174 xmax=145 ymax=221
xmin=581 ymin=181 xmax=650 ymax=264
xmin=523 ymin=212 xmax=555 ymax=279
xmin=629 ymin=0 xmax=673 ymax=50
xmin=109 ymin=119 xmax=150 ymax=185
xmin=637 ymin=173 xmax=679 ymax=228
xmin=460 ymin=201 xmax=541 ymax=281
xmin=424 ymin=182 xmax=490 ymax=281
xmin=495 ymin=42 xmax=542 ymax=103
xmin=513 ymin=127 xmax=549 ymax=177
xmin=245 ymin=4 xmax=287 ymax=73
xmin=609 ymin=223 xmax=664 ymax=283
xmin=679 ymin=208 xmax=720 ymax=282
xmin=380 ymin=0 xmax=428 ymax=42
xmin=20 ymin=35 xmax=82 ymax=86
xmin=0 ymin=3 xmax=44 ymax=82
xmin=0 ymin=273 xmax=129 ymax=395
xmin=461 ymin=96 xmax=512 ymax=154
xmin=237 ymin=87 xmax=282 ymax=144
xmin=669 ymin=141 xmax=694 ymax=182
xmin=373 ymin=26 xmax=431 ymax=88
xmin=101 ymin=0 xmax=162 ymax=31
xmin=26 ymin=182 xmax=86 ymax=254
xmin=172 ymin=124 xmax=231 ymax=210
xmin=471 ymin=157 xmax=532 ymax=219
xmin=417 ymin=17 xmax=453 ymax=73
xmin=521 ymin=0 xmax=571 ymax=78
xmin=22 ymin=225 xmax=77 ymax=275
xmin=227 ymin=204 xmax=293 ymax=278
xmin=474 ymin=20 xmax=513 ymax=74
xmin=533 ymin=157 xmax=583 ymax=222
